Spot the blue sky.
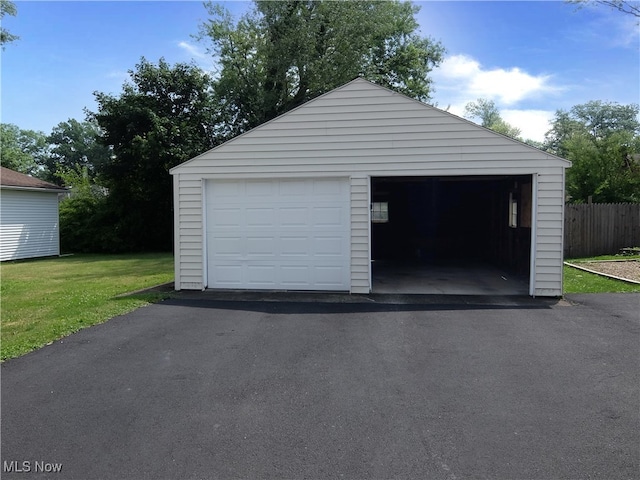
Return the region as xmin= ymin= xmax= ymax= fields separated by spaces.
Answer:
xmin=1 ymin=1 xmax=639 ymax=142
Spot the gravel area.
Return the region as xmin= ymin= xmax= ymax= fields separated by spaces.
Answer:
xmin=579 ymin=260 xmax=640 ymax=282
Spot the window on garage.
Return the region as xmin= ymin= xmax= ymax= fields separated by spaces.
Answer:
xmin=371 ymin=202 xmax=389 ymax=223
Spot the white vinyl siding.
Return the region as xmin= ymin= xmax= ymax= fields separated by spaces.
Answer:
xmin=173 ymin=176 xmax=204 ymax=290
xmin=533 ymin=171 xmax=566 ymax=296
xmin=0 ymin=188 xmax=60 ymax=261
xmin=350 ymin=176 xmax=370 ymax=294
xmin=171 ymin=79 xmax=569 ymax=296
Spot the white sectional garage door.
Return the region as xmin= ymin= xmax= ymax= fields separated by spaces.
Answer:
xmin=205 ymin=178 xmax=350 ymax=291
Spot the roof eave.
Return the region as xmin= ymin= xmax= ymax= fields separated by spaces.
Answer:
xmin=1 ymin=185 xmax=68 ymax=193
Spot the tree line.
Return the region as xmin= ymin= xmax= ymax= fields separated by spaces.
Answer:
xmin=464 ymin=98 xmax=640 ymax=204
xmin=1 ymin=0 xmax=638 ymax=254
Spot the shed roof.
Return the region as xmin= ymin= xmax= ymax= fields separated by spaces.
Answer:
xmin=0 ymin=167 xmax=67 ymax=191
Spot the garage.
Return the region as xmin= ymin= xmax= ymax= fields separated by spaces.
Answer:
xmin=205 ymin=178 xmax=350 ymax=290
xmin=171 ymin=78 xmax=570 ymax=296
xmin=0 ymin=167 xmax=67 ymax=261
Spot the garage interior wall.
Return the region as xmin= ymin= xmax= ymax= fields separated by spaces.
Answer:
xmin=371 ymin=176 xmax=532 ymax=278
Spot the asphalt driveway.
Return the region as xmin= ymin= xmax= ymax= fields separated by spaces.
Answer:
xmin=2 ymin=293 xmax=639 ymax=479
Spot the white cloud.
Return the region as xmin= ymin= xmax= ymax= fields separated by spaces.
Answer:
xmin=470 ymin=68 xmax=552 ymax=105
xmin=435 ymin=54 xmax=559 ymax=106
xmin=502 ymin=109 xmax=555 ymax=143
xmin=609 ymin=14 xmax=640 ymax=48
xmin=440 ymin=54 xmax=482 ymax=78
xmin=431 ymin=54 xmax=565 ymax=142
xmin=440 ymin=105 xmax=554 ymax=143
xmin=177 ymin=40 xmax=219 ymax=76
xmin=106 ymin=70 xmax=128 ymax=80
xmin=177 ymin=40 xmax=209 ymax=61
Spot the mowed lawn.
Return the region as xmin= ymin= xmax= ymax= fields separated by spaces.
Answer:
xmin=1 ymin=253 xmax=174 ymax=360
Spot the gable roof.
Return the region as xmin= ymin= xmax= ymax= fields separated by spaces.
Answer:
xmin=172 ymin=77 xmax=569 ymax=174
xmin=0 ymin=167 xmax=67 ymax=192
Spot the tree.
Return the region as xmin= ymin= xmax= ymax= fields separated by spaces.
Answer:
xmin=544 ymin=101 xmax=640 ymax=203
xmin=46 ymin=118 xmax=112 ymax=185
xmin=464 ymin=98 xmax=522 ymax=139
xmin=90 ymin=58 xmax=218 ymax=251
xmin=544 ymin=101 xmax=640 ymax=156
xmin=197 ymin=0 xmax=445 ymax=138
xmin=57 ymin=166 xmax=112 ymax=253
xmin=0 ymin=123 xmax=50 ymax=177
xmin=0 ymin=0 xmax=18 ymax=48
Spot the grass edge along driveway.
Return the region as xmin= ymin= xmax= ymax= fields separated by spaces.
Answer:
xmin=2 ymin=252 xmax=638 ymax=361
xmin=1 ymin=253 xmax=174 ymax=361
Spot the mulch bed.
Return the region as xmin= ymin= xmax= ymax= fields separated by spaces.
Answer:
xmin=567 ymin=260 xmax=640 ymax=283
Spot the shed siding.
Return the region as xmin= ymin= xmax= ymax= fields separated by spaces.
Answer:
xmin=172 ymin=79 xmax=569 ymax=295
xmin=0 ymin=189 xmax=60 ymax=261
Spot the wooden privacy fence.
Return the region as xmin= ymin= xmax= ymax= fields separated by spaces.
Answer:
xmin=564 ymin=203 xmax=640 ymax=258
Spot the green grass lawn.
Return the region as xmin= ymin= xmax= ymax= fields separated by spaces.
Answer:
xmin=1 ymin=253 xmax=174 ymax=360
xmin=564 ymin=255 xmax=640 ymax=294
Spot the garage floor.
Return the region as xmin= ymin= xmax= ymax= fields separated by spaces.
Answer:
xmin=372 ymin=260 xmax=529 ymax=295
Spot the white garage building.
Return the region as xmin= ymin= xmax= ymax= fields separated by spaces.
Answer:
xmin=170 ymin=79 xmax=570 ymax=296
xmin=0 ymin=167 xmax=67 ymax=261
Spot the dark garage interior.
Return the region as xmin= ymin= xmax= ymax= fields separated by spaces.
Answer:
xmin=371 ymin=175 xmax=532 ymax=294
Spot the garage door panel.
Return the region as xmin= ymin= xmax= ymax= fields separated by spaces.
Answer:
xmin=245 ymin=180 xmax=275 ymax=197
xmin=211 ymin=207 xmax=243 ymax=227
xmin=206 ymin=178 xmax=349 ymax=291
xmin=314 ymin=237 xmax=344 ymax=256
xmin=279 ymin=180 xmax=308 ymax=196
xmin=314 ymin=179 xmax=343 ymax=195
xmin=246 ymin=265 xmax=277 ymax=286
xmin=212 ymin=265 xmax=243 ymax=285
xmin=315 ymin=266 xmax=347 ymax=286
xmin=279 ymin=207 xmax=309 ymax=227
xmin=246 ymin=237 xmax=277 ymax=257
xmin=314 ymin=206 xmax=343 ymax=226
xmin=281 ymin=265 xmax=311 ymax=286
xmin=280 ymin=236 xmax=310 ymax=256
xmin=246 ymin=208 xmax=275 ymax=226
xmin=211 ymin=181 xmax=242 ymax=198
xmin=210 ymin=236 xmax=244 ymax=257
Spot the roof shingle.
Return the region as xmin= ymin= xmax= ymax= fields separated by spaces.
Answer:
xmin=0 ymin=167 xmax=67 ymax=190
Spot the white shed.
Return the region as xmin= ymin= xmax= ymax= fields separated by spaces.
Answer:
xmin=0 ymin=167 xmax=67 ymax=261
xmin=170 ymin=78 xmax=570 ymax=297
